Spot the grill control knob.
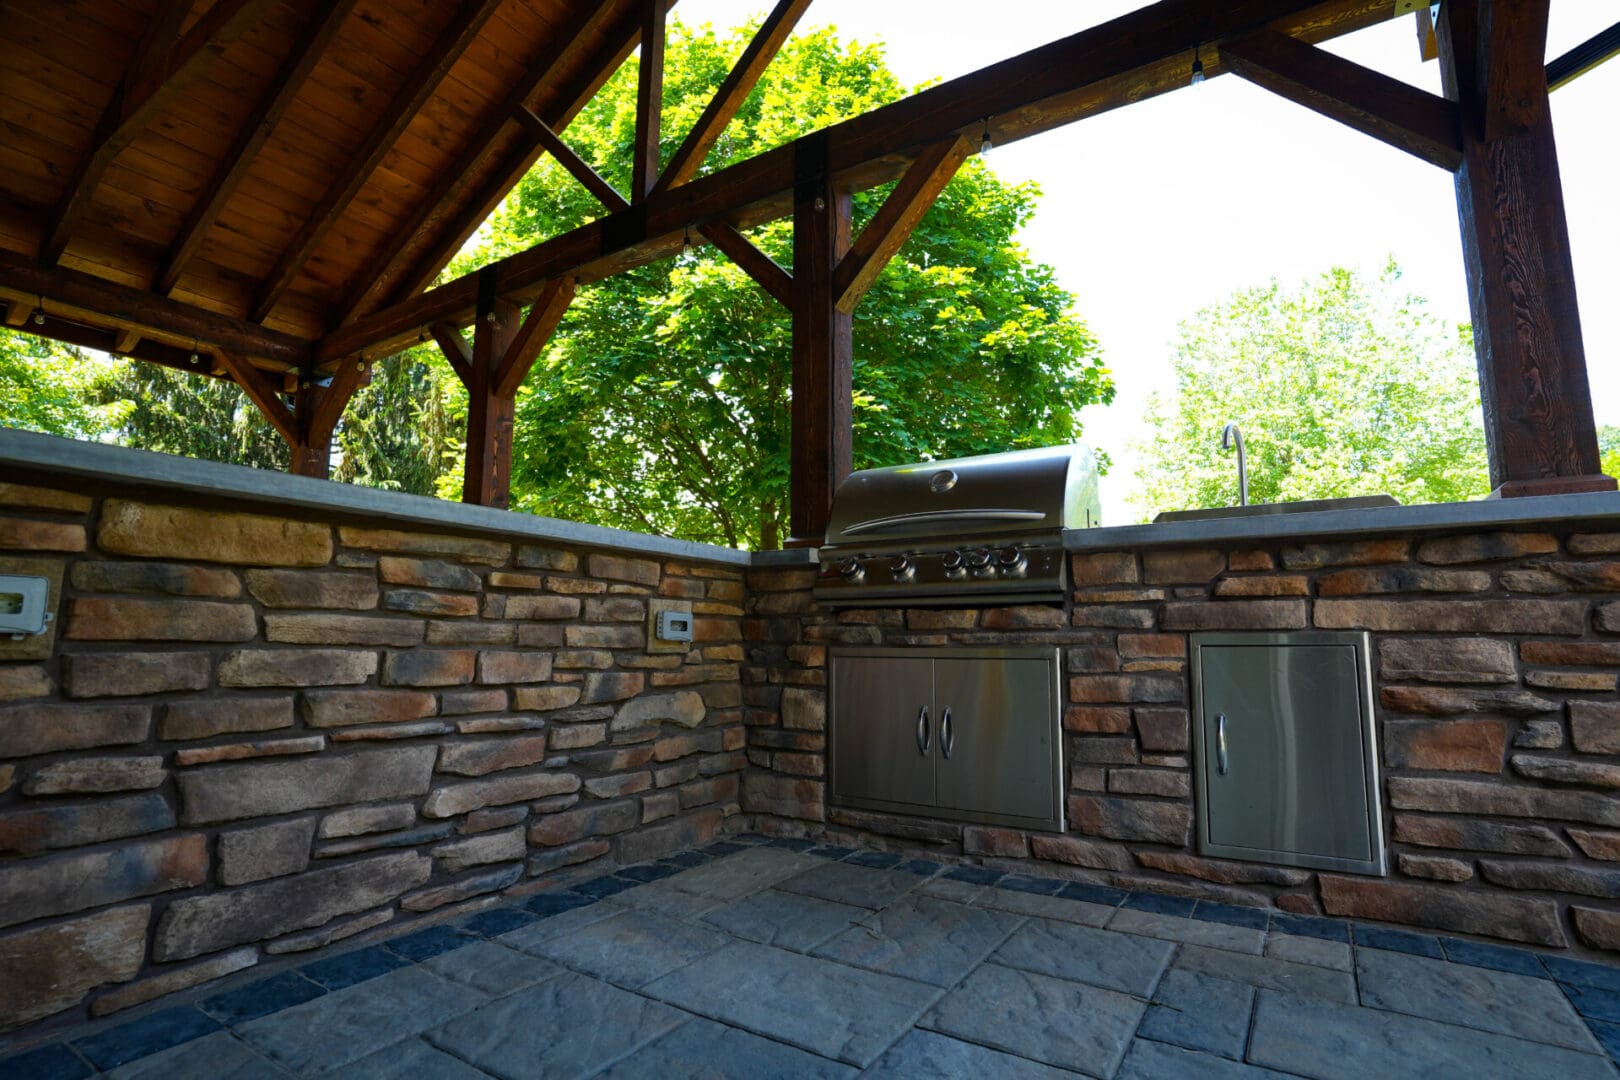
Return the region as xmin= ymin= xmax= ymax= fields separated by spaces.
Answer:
xmin=997 ymin=546 xmax=1028 ymax=578
xmin=967 ymin=547 xmax=996 ymax=578
xmin=940 ymin=550 xmax=968 ymax=578
xmin=837 ymin=557 xmax=865 ymax=583
xmin=889 ymin=555 xmax=916 ymax=582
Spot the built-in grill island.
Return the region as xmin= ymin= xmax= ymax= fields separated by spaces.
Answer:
xmin=814 ymin=444 xmax=1102 ymax=607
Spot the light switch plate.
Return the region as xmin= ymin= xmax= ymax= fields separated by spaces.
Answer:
xmin=0 ymin=557 xmax=64 ymax=660
xmin=0 ymin=574 xmax=50 ymax=637
xmin=647 ymin=598 xmax=694 ymax=654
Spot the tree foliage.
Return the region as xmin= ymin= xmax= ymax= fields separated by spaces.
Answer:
xmin=0 ymin=330 xmax=130 ymax=440
xmin=104 ymin=363 xmax=289 ymax=471
xmin=464 ymin=20 xmax=1110 ymax=548
xmin=1599 ymin=425 xmax=1620 ymax=482
xmin=1133 ymin=263 xmax=1490 ymax=519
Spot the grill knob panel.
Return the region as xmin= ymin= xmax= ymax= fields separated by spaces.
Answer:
xmin=968 ymin=547 xmax=996 ymax=578
xmin=997 ymin=546 xmax=1028 ymax=577
xmin=889 ymin=555 xmax=916 ymax=582
xmin=940 ymin=550 xmax=967 ymax=578
xmin=838 ymin=557 xmax=866 ymax=583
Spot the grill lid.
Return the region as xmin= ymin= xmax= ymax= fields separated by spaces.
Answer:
xmin=823 ymin=444 xmax=1101 ymax=546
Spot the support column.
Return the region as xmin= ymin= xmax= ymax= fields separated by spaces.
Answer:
xmin=1440 ymin=0 xmax=1615 ymax=497
xmin=462 ymin=275 xmax=520 ymax=507
xmin=788 ymin=162 xmax=853 ymax=545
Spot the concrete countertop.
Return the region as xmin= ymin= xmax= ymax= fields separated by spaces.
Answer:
xmin=1064 ymin=491 xmax=1620 ymax=551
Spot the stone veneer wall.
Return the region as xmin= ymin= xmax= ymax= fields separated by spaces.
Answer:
xmin=0 ymin=481 xmax=745 ymax=1038
xmin=741 ymin=530 xmax=1620 ymax=959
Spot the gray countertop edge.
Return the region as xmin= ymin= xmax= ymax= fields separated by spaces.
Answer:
xmin=0 ymin=427 xmax=757 ymax=568
xmin=1064 ymin=491 xmax=1620 ymax=551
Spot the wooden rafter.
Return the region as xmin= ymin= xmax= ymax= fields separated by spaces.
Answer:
xmin=494 ymin=277 xmax=577 ymax=397
xmin=3 ymin=304 xmax=229 ymax=381
xmin=431 ymin=324 xmax=473 ymax=386
xmin=833 ymin=134 xmax=972 ymax=313
xmin=332 ymin=1 xmax=641 ymax=327
xmin=653 ymin=0 xmax=812 ymax=196
xmin=699 ymin=223 xmax=793 ymax=307
xmin=0 ymin=249 xmax=309 ymax=368
xmin=154 ymin=0 xmax=358 ymax=296
xmin=305 ymin=357 xmax=367 ymax=449
xmin=44 ymin=0 xmax=272 ymax=264
xmin=250 ymin=0 xmax=504 ymax=323
xmin=319 ymin=0 xmax=1397 ymax=365
xmin=517 ymin=108 xmax=630 ymax=212
xmin=1220 ymin=30 xmax=1462 ymax=170
xmin=215 ymin=350 xmax=298 ymax=446
xmin=1548 ymin=20 xmax=1620 ymax=91
xmin=633 ymin=0 xmax=668 ymax=200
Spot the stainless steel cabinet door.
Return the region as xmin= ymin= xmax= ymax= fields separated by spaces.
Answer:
xmin=830 ymin=656 xmax=935 ymax=808
xmin=1197 ymin=641 xmax=1379 ymax=873
xmin=933 ymin=658 xmax=1055 ymax=820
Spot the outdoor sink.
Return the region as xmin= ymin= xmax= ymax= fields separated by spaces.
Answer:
xmin=1153 ymin=494 xmax=1400 ymax=523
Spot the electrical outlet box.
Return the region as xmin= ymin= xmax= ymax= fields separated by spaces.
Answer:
xmin=0 ymin=575 xmax=51 ymax=638
xmin=655 ymin=609 xmax=694 ymax=642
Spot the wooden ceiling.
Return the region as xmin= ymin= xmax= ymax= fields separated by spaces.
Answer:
xmin=0 ymin=0 xmax=647 ymax=369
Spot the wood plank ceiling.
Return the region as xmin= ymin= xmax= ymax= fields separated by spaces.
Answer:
xmin=0 ymin=0 xmax=646 ymax=372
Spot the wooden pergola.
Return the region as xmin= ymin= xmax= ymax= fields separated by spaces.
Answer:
xmin=1 ymin=0 xmax=1614 ymax=543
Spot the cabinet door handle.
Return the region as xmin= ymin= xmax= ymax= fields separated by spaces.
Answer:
xmin=941 ymin=707 xmax=954 ymax=759
xmin=1216 ymin=713 xmax=1229 ymax=776
xmin=917 ymin=706 xmax=931 ymax=756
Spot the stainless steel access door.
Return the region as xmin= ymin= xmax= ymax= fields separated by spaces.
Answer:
xmin=934 ymin=658 xmax=1056 ymax=822
xmin=1193 ymin=632 xmax=1385 ymax=876
xmin=830 ymin=655 xmax=936 ymax=809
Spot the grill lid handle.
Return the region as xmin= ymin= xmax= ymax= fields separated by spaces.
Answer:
xmin=839 ymin=508 xmax=1047 ymax=536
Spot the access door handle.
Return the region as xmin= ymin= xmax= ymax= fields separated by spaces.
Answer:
xmin=1216 ymin=713 xmax=1229 ymax=776
xmin=941 ymin=707 xmax=954 ymax=759
xmin=916 ymin=706 xmax=931 ymax=756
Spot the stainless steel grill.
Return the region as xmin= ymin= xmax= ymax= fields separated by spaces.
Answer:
xmin=814 ymin=445 xmax=1103 ymax=606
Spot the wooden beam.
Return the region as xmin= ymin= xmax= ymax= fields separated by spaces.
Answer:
xmin=463 ymin=286 xmax=522 ymax=507
xmin=289 ymin=356 xmax=367 ymax=478
xmin=516 ymin=108 xmax=630 ymax=212
xmin=699 ymin=223 xmax=793 ymax=307
xmin=113 ymin=328 xmax=142 ymax=353
xmin=332 ymin=1 xmax=640 ymax=327
xmin=215 ymin=350 xmax=299 ymax=446
xmin=4 ymin=300 xmax=31 ymax=327
xmin=154 ymin=0 xmax=357 ymax=295
xmin=1547 ymin=20 xmax=1620 ymax=92
xmin=1438 ymin=0 xmax=1613 ymax=496
xmin=44 ymin=0 xmax=270 ymax=264
xmin=833 ymin=134 xmax=970 ymax=313
xmin=1416 ymin=6 xmax=1439 ymax=62
xmin=1220 ymin=30 xmax=1461 ymax=170
xmin=0 ymin=249 xmax=311 ymax=368
xmin=319 ymin=0 xmax=1399 ymax=364
xmin=3 ymin=307 xmax=232 ymax=380
xmin=788 ymin=172 xmax=852 ymax=544
xmin=493 ymin=277 xmax=576 ymax=398
xmin=431 ymin=323 xmax=473 ymax=387
xmin=633 ymin=0 xmax=667 ymax=201
xmin=654 ymin=0 xmax=813 ymax=196
xmin=251 ymin=0 xmax=502 ymax=323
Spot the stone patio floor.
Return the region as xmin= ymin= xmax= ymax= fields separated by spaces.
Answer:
xmin=8 ymin=836 xmax=1620 ymax=1079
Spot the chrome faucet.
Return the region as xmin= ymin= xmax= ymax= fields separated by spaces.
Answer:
xmin=1221 ymin=422 xmax=1248 ymax=507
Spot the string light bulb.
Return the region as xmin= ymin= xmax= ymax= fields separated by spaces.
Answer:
xmin=1191 ymin=44 xmax=1206 ymax=86
xmin=189 ymin=340 xmax=200 ymax=365
xmin=31 ymin=295 xmax=44 ymax=326
xmin=979 ymin=117 xmax=993 ymax=157
xmin=418 ymin=327 xmax=428 ymax=345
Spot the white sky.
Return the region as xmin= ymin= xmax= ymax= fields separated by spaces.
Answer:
xmin=677 ymin=0 xmax=1620 ymax=523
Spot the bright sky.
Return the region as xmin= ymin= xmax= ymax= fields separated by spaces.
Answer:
xmin=679 ymin=0 xmax=1620 ymax=523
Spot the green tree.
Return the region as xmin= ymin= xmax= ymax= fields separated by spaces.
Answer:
xmin=105 ymin=363 xmax=290 ymax=471
xmin=463 ymin=20 xmax=1111 ymax=548
xmin=1133 ymin=263 xmax=1489 ymax=518
xmin=0 ymin=329 xmax=130 ymax=440
xmin=1599 ymin=425 xmax=1620 ymax=481
xmin=333 ymin=350 xmax=460 ymax=495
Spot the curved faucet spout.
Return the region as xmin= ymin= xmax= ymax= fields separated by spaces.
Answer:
xmin=1221 ymin=422 xmax=1248 ymax=508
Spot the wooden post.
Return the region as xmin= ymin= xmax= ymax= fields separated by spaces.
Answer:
xmin=788 ymin=151 xmax=853 ymax=545
xmin=463 ymin=278 xmax=521 ymax=507
xmin=289 ymin=358 xmax=366 ymax=480
xmin=1439 ymin=0 xmax=1615 ymax=497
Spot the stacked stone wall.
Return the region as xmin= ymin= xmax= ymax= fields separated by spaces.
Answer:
xmin=0 ymin=482 xmax=744 ymax=1036
xmin=741 ymin=530 xmax=1620 ymax=958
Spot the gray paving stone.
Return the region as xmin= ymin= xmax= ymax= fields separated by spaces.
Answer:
xmin=640 ymin=939 xmax=937 ymax=1067
xmin=1354 ymin=948 xmax=1600 ymax=1052
xmin=494 ymin=896 xmax=623 ymax=949
xmin=105 ymin=1031 xmax=284 ymax=1080
xmin=1108 ymin=908 xmax=1265 ymax=954
xmin=526 ymin=908 xmax=732 ymax=988
xmin=339 ymin=1038 xmax=492 ymax=1079
xmin=916 ymin=877 xmax=989 ymax=905
xmin=922 ymin=962 xmax=1144 ymax=1076
xmin=975 ymin=886 xmax=1115 ymax=926
xmin=422 ymin=940 xmax=563 ymax=996
xmin=1174 ymin=945 xmax=1356 ymax=1003
xmin=664 ymin=847 xmax=818 ymax=899
xmin=610 ymin=880 xmax=726 ymax=918
xmin=812 ymin=895 xmax=1023 ymax=986
xmin=236 ymin=965 xmax=483 ymax=1074
xmin=1117 ymin=1039 xmax=1297 ymax=1079
xmin=1248 ymin=989 xmax=1616 ymax=1080
xmin=702 ymin=889 xmax=866 ymax=952
xmin=1264 ymin=933 xmax=1352 ymax=972
xmin=1137 ymin=968 xmax=1257 ymax=1060
xmin=599 ymin=1017 xmax=856 ymax=1080
xmin=863 ymin=1029 xmax=1079 ymax=1079
xmin=993 ymin=918 xmax=1173 ymax=996
xmin=777 ymin=862 xmax=920 ymax=909
xmin=427 ymin=970 xmax=687 ymax=1078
